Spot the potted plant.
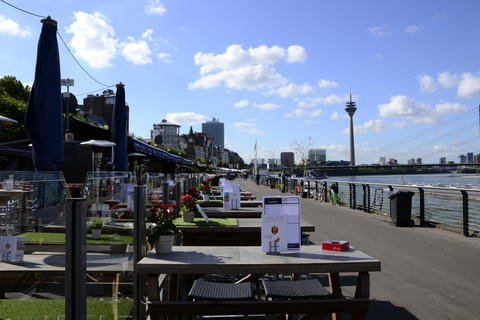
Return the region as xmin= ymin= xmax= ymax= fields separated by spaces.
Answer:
xmin=89 ymin=216 xmax=103 ymax=239
xmin=180 ymin=194 xmax=197 ymax=222
xmin=146 ymin=203 xmax=180 ymax=253
xmin=109 ymin=229 xmax=132 ymax=253
xmin=198 ymin=179 xmax=212 ymax=201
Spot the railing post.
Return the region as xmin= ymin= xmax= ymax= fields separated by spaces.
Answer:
xmin=419 ymin=188 xmax=425 ymax=226
xmin=323 ymin=181 xmax=328 ymax=202
xmin=365 ymin=184 xmax=370 ymax=213
xmin=461 ymin=190 xmax=469 ymax=237
xmin=363 ymin=184 xmax=368 ymax=212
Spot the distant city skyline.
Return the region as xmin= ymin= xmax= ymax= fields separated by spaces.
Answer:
xmin=2 ymin=1 xmax=480 ymax=165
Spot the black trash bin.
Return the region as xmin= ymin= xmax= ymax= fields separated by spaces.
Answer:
xmin=389 ymin=190 xmax=415 ymax=227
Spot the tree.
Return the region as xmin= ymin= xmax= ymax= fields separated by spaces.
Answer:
xmin=291 ymin=136 xmax=315 ymax=177
xmin=0 ymin=76 xmax=30 ymax=132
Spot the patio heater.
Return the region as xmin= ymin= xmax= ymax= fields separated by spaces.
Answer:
xmin=80 ymin=140 xmax=116 ymax=208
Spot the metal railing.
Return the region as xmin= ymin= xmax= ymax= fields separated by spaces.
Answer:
xmin=262 ymin=177 xmax=480 ymax=237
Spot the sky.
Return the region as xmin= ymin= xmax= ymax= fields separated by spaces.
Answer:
xmin=1 ymin=0 xmax=480 ymax=165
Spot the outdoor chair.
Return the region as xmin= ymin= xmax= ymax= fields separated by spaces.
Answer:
xmin=188 ymin=279 xmax=254 ymax=319
xmin=262 ymin=279 xmax=330 ymax=319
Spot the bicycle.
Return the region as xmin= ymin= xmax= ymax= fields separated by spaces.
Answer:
xmin=315 ymin=185 xmax=325 ymax=201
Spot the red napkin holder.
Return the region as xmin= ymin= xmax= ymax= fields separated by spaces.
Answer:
xmin=322 ymin=240 xmax=350 ymax=251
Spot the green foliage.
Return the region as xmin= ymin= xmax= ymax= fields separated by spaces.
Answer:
xmin=0 ymin=75 xmax=30 ymax=132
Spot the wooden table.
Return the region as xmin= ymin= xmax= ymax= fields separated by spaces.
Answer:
xmin=177 ymin=218 xmax=315 ymax=246
xmin=198 ymin=200 xmax=262 ymax=208
xmin=202 ymin=207 xmax=262 ymax=218
xmin=137 ymin=245 xmax=381 ymax=319
xmin=0 ymin=252 xmax=133 ymax=298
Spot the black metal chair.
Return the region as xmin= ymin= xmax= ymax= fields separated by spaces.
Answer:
xmin=188 ymin=279 xmax=254 ymax=319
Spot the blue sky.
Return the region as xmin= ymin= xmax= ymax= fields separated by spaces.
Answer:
xmin=1 ymin=0 xmax=480 ymax=165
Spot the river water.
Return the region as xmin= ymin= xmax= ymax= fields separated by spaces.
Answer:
xmin=327 ymin=173 xmax=480 ymax=188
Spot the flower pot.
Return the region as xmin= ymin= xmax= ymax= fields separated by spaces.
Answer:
xmin=203 ymin=194 xmax=210 ymax=202
xmin=155 ymin=234 xmax=174 ymax=254
xmin=182 ymin=210 xmax=195 ymax=223
xmin=91 ymin=228 xmax=102 ymax=240
xmin=110 ymin=243 xmax=129 ymax=253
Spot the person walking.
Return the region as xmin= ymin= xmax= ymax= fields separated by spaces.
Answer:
xmin=256 ymin=172 xmax=260 ymax=185
xmin=281 ymin=170 xmax=286 ymax=192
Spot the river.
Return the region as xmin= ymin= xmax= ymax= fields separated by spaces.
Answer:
xmin=326 ymin=173 xmax=480 ymax=188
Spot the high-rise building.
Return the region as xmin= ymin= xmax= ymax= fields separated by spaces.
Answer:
xmin=439 ymin=157 xmax=446 ymax=164
xmin=467 ymin=152 xmax=474 ymax=163
xmin=151 ymin=119 xmax=181 ymax=149
xmin=281 ymin=152 xmax=295 ymax=167
xmin=202 ymin=117 xmax=224 ymax=148
xmin=308 ymin=148 xmax=326 ymax=164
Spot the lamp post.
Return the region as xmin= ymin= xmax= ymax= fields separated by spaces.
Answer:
xmin=61 ymin=78 xmax=74 ymax=141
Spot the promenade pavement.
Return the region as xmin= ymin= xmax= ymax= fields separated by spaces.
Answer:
xmin=235 ymin=178 xmax=480 ymax=320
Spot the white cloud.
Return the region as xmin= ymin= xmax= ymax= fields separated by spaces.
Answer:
xmin=415 ymin=74 xmax=438 ymax=93
xmin=285 ymin=109 xmax=306 ymax=117
xmin=330 ymin=111 xmax=348 ymax=120
xmin=378 ymin=95 xmax=438 ymax=123
xmin=287 ymin=45 xmax=307 ymax=63
xmin=317 ymin=79 xmax=338 ymax=88
xmin=165 ymin=112 xmax=208 ymax=125
xmin=142 ymin=29 xmax=154 ymax=40
xmin=321 ymin=144 xmax=348 ymax=158
xmin=405 ymin=25 xmax=420 ymax=33
xmin=121 ymin=37 xmax=152 ymax=65
xmin=188 ymin=64 xmax=287 ymax=90
xmin=146 ymin=0 xmax=167 ymax=15
xmin=67 ymin=11 xmax=119 ymax=69
xmin=156 ymin=52 xmax=172 ymax=63
xmin=276 ymin=83 xmax=313 ymax=97
xmin=457 ymin=73 xmax=480 ymax=99
xmin=302 ymin=120 xmax=318 ymax=125
xmin=296 ymin=94 xmax=346 ymax=108
xmin=253 ymin=103 xmax=282 ymax=110
xmin=375 ymin=53 xmax=384 ymax=61
xmin=368 ymin=24 xmax=388 ymax=36
xmin=246 ymin=128 xmax=265 ymax=135
xmin=342 ymin=119 xmax=407 ymax=135
xmin=0 ymin=15 xmax=30 ymax=37
xmin=437 ymin=71 xmax=458 ymax=89
xmin=435 ymin=102 xmax=468 ymax=114
xmin=194 ymin=44 xmax=286 ymax=75
xmin=233 ymin=100 xmax=249 ymax=108
xmin=189 ymin=44 xmax=309 ymax=92
xmin=234 ymin=121 xmax=256 ymax=129
xmin=308 ymin=109 xmax=324 ymax=118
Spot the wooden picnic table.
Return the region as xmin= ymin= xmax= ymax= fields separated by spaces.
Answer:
xmin=198 ymin=200 xmax=262 ymax=208
xmin=176 ymin=218 xmax=314 ymax=246
xmin=0 ymin=252 xmax=133 ymax=298
xmin=201 ymin=207 xmax=262 ymax=218
xmin=137 ymin=245 xmax=381 ymax=319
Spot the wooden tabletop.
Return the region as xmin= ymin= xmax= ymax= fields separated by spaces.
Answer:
xmin=137 ymin=245 xmax=381 ymax=275
xmin=202 ymin=207 xmax=262 ymax=218
xmin=0 ymin=252 xmax=133 ymax=275
xmin=199 ymin=200 xmax=262 ymax=207
xmin=176 ymin=218 xmax=315 ymax=234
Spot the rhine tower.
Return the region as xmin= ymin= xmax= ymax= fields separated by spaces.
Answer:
xmin=345 ymin=88 xmax=357 ymax=166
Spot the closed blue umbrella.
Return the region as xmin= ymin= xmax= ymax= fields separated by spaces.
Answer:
xmin=112 ymin=83 xmax=127 ymax=171
xmin=25 ymin=17 xmax=63 ymax=171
